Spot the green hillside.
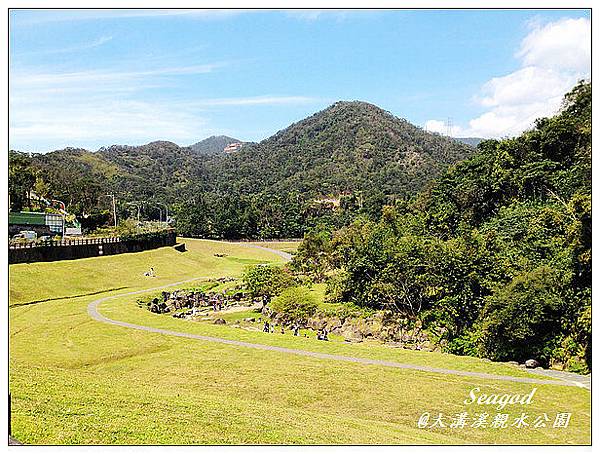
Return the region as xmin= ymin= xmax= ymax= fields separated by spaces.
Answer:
xmin=177 ymin=101 xmax=475 ymax=238
xmin=204 ymin=101 xmax=473 ymax=196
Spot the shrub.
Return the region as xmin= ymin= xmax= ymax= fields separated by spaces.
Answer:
xmin=270 ymin=286 xmax=318 ymax=324
xmin=291 ymin=227 xmax=332 ymax=280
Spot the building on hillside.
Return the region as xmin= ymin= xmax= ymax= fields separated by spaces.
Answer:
xmin=223 ymin=142 xmax=243 ymax=153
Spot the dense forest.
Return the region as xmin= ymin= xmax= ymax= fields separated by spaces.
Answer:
xmin=9 ymin=101 xmax=474 ymax=237
xmin=292 ymin=81 xmax=591 ymax=372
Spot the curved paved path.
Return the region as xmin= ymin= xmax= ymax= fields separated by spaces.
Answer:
xmin=243 ymin=243 xmax=293 ymax=261
xmin=87 ymin=244 xmax=587 ymax=389
xmin=526 ymin=368 xmax=591 ymax=389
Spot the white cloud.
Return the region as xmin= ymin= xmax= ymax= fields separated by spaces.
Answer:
xmin=10 ymin=98 xmax=210 ymax=150
xmin=9 ymin=54 xmax=318 ymax=151
xmin=11 ymin=63 xmax=224 ymax=87
xmin=465 ymin=66 xmax=582 ymax=137
xmin=424 ymin=120 xmax=445 ymax=134
xmin=431 ymin=17 xmax=590 ymax=139
xmin=13 ymin=9 xmax=243 ymax=26
xmin=516 ymin=17 xmax=591 ymax=73
xmin=9 ymin=58 xmax=223 ymax=150
xmin=424 ymin=119 xmax=463 ymax=137
xmin=477 ymin=66 xmax=576 ymax=109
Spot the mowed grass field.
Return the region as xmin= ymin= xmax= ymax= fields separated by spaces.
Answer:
xmin=9 ymin=239 xmax=590 ymax=444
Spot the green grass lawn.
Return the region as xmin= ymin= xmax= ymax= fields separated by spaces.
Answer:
xmin=9 ymin=239 xmax=590 ymax=444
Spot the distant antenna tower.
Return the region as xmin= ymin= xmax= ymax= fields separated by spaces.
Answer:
xmin=445 ymin=117 xmax=453 ymax=137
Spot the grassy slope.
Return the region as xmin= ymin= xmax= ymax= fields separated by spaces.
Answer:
xmin=9 ymin=239 xmax=590 ymax=444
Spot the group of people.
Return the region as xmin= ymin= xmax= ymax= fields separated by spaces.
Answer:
xmin=262 ymin=321 xmax=301 ymax=336
xmin=146 ymin=276 xmax=332 ymax=341
xmin=261 ymin=321 xmax=327 ymax=340
xmin=212 ymin=293 xmax=226 ymax=312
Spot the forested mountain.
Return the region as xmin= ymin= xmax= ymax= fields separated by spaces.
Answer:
xmin=26 ymin=141 xmax=206 ymax=215
xmin=9 ymin=101 xmax=475 ymax=237
xmin=293 ymin=81 xmax=591 ymax=372
xmin=189 ymin=135 xmax=245 ymax=155
xmin=203 ymin=101 xmax=474 ymax=197
xmin=174 ymin=101 xmax=475 ymax=237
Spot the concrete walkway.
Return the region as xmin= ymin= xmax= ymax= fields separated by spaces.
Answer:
xmin=526 ymin=368 xmax=591 ymax=390
xmin=242 ymin=243 xmax=293 ymax=260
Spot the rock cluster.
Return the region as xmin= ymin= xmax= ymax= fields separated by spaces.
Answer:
xmin=271 ymin=310 xmax=435 ymax=350
xmin=139 ymin=287 xmax=254 ymax=320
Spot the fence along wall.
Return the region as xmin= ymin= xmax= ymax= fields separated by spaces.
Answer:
xmin=8 ymin=230 xmax=177 ymax=264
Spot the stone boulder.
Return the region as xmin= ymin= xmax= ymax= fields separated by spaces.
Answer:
xmin=213 ymin=318 xmax=227 ymax=325
xmin=525 ymin=359 xmax=541 ymax=369
xmin=339 ymin=325 xmax=364 ymax=343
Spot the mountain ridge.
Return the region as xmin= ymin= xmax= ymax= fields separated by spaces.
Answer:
xmin=10 ymin=100 xmax=477 ymax=237
xmin=204 ymin=100 xmax=475 ymax=198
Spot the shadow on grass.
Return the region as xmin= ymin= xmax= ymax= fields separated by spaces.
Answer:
xmin=10 ymin=287 xmax=129 ymax=308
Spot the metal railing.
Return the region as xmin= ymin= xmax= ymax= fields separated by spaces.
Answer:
xmin=8 ymin=236 xmax=121 ymax=249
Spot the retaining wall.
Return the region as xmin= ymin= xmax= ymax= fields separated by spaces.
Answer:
xmin=9 ymin=230 xmax=177 ymax=264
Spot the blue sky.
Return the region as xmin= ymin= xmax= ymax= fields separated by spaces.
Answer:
xmin=9 ymin=9 xmax=591 ymax=152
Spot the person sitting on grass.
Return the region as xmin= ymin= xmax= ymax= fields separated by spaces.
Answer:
xmin=144 ymin=267 xmax=156 ymax=277
xmin=317 ymin=328 xmax=329 ymax=341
